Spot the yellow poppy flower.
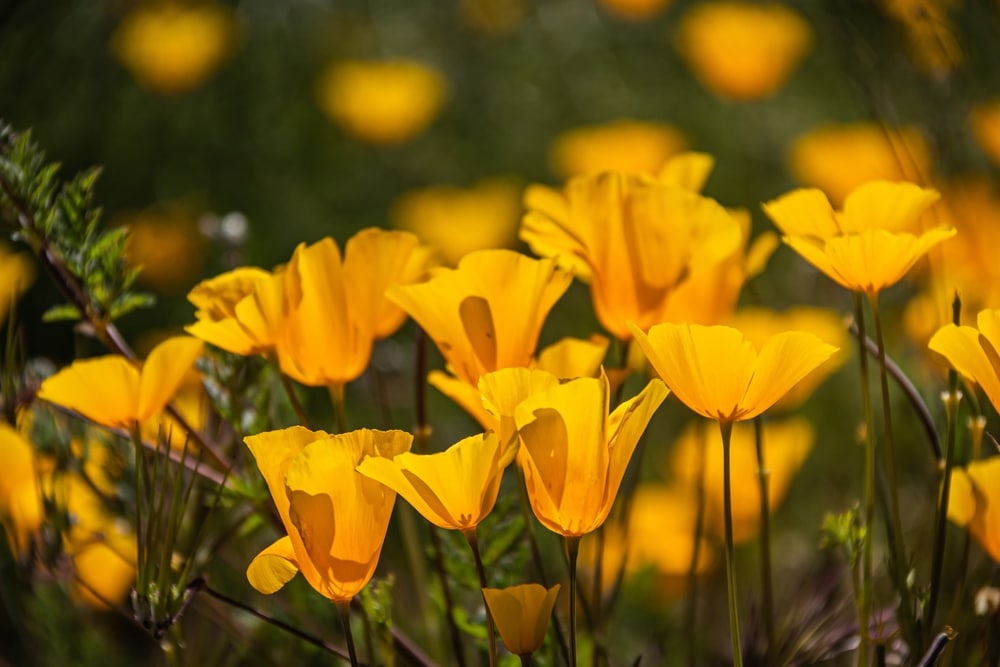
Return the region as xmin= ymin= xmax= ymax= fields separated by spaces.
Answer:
xmin=0 ymin=421 xmax=43 ymax=555
xmin=727 ymin=306 xmax=848 ymax=411
xmin=628 ymin=321 xmax=837 ymax=423
xmin=0 ymin=242 xmax=35 ymax=324
xmin=390 ymin=178 xmax=522 ymax=266
xmin=928 ymin=309 xmax=1000 ymax=414
xmin=763 ymin=181 xmax=952 ymax=296
xmin=316 ymin=59 xmax=447 ymax=144
xmin=513 ymin=372 xmax=668 ymax=537
xmin=674 ymin=1 xmax=812 ymax=101
xmin=111 ymin=2 xmax=236 ymax=95
xmin=357 ymin=431 xmax=516 ymax=534
xmin=275 ymin=229 xmax=431 ymax=387
xmin=670 ymin=418 xmax=814 ymax=543
xmin=948 ymin=456 xmax=1000 ymax=564
xmin=482 ymin=583 xmax=561 ymax=656
xmin=548 ymin=120 xmax=687 ymax=180
xmin=522 ymin=158 xmax=743 ymax=340
xmin=788 ymin=123 xmax=931 ymax=206
xmin=971 ymin=100 xmax=1000 ymax=167
xmin=122 ymin=208 xmax=206 ymax=294
xmin=882 ymin=0 xmax=960 ymax=75
xmin=245 ymin=427 xmax=412 ymax=602
xmin=37 ymin=336 xmax=204 ymax=430
xmin=186 ymin=266 xmax=284 ymax=356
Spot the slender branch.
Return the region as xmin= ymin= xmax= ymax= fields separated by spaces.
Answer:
xmin=854 ymin=293 xmax=875 ymax=667
xmin=753 ymin=417 xmax=775 ymax=665
xmin=719 ymin=419 xmax=743 ymax=667
xmin=466 ymin=529 xmax=497 ymax=667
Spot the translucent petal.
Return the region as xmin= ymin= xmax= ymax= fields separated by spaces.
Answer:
xmin=247 ymin=536 xmax=299 ymax=594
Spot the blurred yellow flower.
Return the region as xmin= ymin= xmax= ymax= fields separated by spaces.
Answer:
xmin=629 ymin=321 xmax=837 ymax=423
xmin=670 ymin=418 xmax=814 ymax=543
xmin=514 ymin=372 xmax=668 ymax=537
xmin=0 ymin=242 xmax=35 ymax=324
xmin=596 ymin=0 xmax=673 ymax=21
xmin=37 ymin=336 xmax=204 ymax=430
xmin=764 ymin=181 xmax=951 ymax=296
xmin=523 ymin=157 xmax=743 ymax=340
xmin=882 ymin=0 xmax=961 ymax=75
xmin=111 ymin=2 xmax=236 ymax=95
xmin=245 ymin=426 xmax=412 ymax=602
xmin=482 ymin=583 xmax=561 ymax=656
xmin=674 ymin=1 xmax=812 ymax=101
xmin=459 ymin=0 xmax=528 ymax=35
xmin=727 ymin=306 xmax=848 ymax=411
xmin=548 ymin=120 xmax=687 ymax=179
xmin=122 ymin=209 xmax=205 ymax=294
xmin=928 ymin=309 xmax=1000 ymax=414
xmin=948 ymin=456 xmax=1000 ymax=564
xmin=0 ymin=421 xmax=43 ymax=555
xmin=357 ymin=431 xmax=516 ymax=534
xmin=788 ymin=123 xmax=932 ymax=205
xmin=316 ymin=59 xmax=447 ymax=144
xmin=970 ymin=100 xmax=1000 ymax=167
xmin=186 ymin=266 xmax=283 ymax=356
xmin=390 ymin=178 xmax=522 ymax=266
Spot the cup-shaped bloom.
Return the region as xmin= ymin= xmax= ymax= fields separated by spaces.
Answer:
xmin=548 ymin=120 xmax=687 ymax=179
xmin=674 ymin=1 xmax=812 ymax=101
xmin=0 ymin=421 xmax=43 ymax=555
xmin=763 ymin=180 xmax=952 ymax=296
xmin=928 ymin=309 xmax=1000 ymax=414
xmin=788 ymin=123 xmax=932 ymax=206
xmin=1 ymin=242 xmax=35 ymax=324
xmin=357 ymin=431 xmax=516 ymax=533
xmin=628 ymin=321 xmax=837 ymax=423
xmin=947 ymin=456 xmax=1000 ymax=563
xmin=513 ymin=372 xmax=668 ymax=537
xmin=390 ymin=178 xmax=522 ymax=266
xmin=37 ymin=336 xmax=204 ymax=429
xmin=111 ymin=2 xmax=236 ymax=95
xmin=316 ymin=59 xmax=447 ymax=144
xmin=522 ymin=161 xmax=743 ymax=340
xmin=388 ymin=249 xmax=571 ymax=388
xmin=245 ymin=427 xmax=412 ymax=602
xmin=275 ymin=229 xmax=431 ymax=386
xmin=482 ymin=583 xmax=561 ymax=656
xmin=186 ymin=266 xmax=283 ymax=356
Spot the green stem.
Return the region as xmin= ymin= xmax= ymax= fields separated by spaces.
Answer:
xmin=720 ymin=419 xmax=743 ymax=667
xmin=466 ymin=529 xmax=498 ymax=667
xmin=753 ymin=417 xmax=775 ymax=665
xmin=685 ymin=426 xmax=708 ymax=667
xmin=275 ymin=357 xmax=310 ymax=428
xmin=566 ymin=536 xmax=581 ymax=667
xmin=337 ymin=601 xmax=360 ymax=667
xmin=329 ymin=383 xmax=346 ymax=433
xmin=429 ymin=525 xmax=468 ymax=667
xmin=854 ymin=292 xmax=875 ymax=667
xmin=868 ymin=292 xmax=915 ymax=644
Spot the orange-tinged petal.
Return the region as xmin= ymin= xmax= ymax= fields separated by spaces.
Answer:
xmin=535 ymin=335 xmax=609 ymax=378
xmin=946 ymin=457 xmax=1000 ymax=563
xmin=479 ymin=368 xmax=563 ymax=452
xmin=244 ymin=426 xmax=331 ymax=530
xmin=605 ymin=377 xmax=669 ymax=497
xmin=762 ymin=188 xmax=839 ymax=238
xmin=838 ymin=180 xmax=939 ymax=233
xmin=137 ymin=336 xmax=204 ymax=421
xmin=947 ymin=468 xmax=974 ymax=527
xmin=429 ymin=370 xmax=495 ymax=431
xmin=929 ymin=319 xmax=1000 ymax=414
xmin=740 ymin=331 xmax=838 ymax=420
xmin=38 ymin=356 xmax=141 ymax=429
xmin=247 ymin=536 xmax=300 ymax=594
xmin=483 ymin=583 xmax=561 ymax=656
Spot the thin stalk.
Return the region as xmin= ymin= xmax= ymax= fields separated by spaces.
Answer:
xmin=466 ymin=529 xmax=498 ymax=667
xmin=684 ymin=427 xmax=708 ymax=667
xmin=429 ymin=526 xmax=468 ymax=667
xmin=753 ymin=417 xmax=775 ymax=665
xmin=854 ymin=292 xmax=875 ymax=667
xmin=275 ymin=359 xmax=310 ymax=428
xmin=337 ymin=601 xmax=360 ymax=667
xmin=329 ymin=383 xmax=347 ymax=433
xmin=868 ymin=293 xmax=916 ymax=644
xmin=719 ymin=419 xmax=744 ymax=667
xmin=521 ymin=655 xmax=534 ymax=667
xmin=566 ymin=536 xmax=581 ymax=667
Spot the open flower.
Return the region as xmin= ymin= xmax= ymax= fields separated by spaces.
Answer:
xmin=357 ymin=431 xmax=516 ymax=534
xmin=37 ymin=336 xmax=204 ymax=430
xmin=947 ymin=456 xmax=1000 ymax=564
xmin=628 ymin=321 xmax=837 ymax=423
xmin=186 ymin=266 xmax=283 ymax=356
xmin=513 ymin=372 xmax=668 ymax=537
xmin=111 ymin=1 xmax=236 ymax=95
xmin=548 ymin=120 xmax=687 ymax=179
xmin=763 ymin=180 xmax=952 ymax=296
xmin=522 ymin=156 xmax=743 ymax=340
xmin=244 ymin=427 xmax=412 ymax=602
xmin=674 ymin=1 xmax=812 ymax=101
xmin=928 ymin=309 xmax=1000 ymax=414
xmin=482 ymin=583 xmax=561 ymax=656
xmin=316 ymin=59 xmax=447 ymax=144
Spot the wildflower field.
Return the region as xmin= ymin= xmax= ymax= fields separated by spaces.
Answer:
xmin=2 ymin=1 xmax=1000 ymax=665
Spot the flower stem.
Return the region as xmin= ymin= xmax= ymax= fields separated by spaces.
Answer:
xmin=854 ymin=293 xmax=875 ymax=666
xmin=337 ymin=601 xmax=360 ymax=667
xmin=465 ymin=529 xmax=498 ymax=667
xmin=719 ymin=419 xmax=743 ymax=667
xmin=566 ymin=536 xmax=581 ymax=667
xmin=684 ymin=426 xmax=708 ymax=667
xmin=274 ymin=357 xmax=310 ymax=428
xmin=753 ymin=417 xmax=775 ymax=665
xmin=329 ymin=383 xmax=346 ymax=433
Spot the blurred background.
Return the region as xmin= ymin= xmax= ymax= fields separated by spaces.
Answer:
xmin=3 ymin=0 xmax=1000 ymax=664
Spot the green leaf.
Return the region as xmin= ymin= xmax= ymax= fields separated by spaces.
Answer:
xmin=41 ymin=303 xmax=82 ymax=323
